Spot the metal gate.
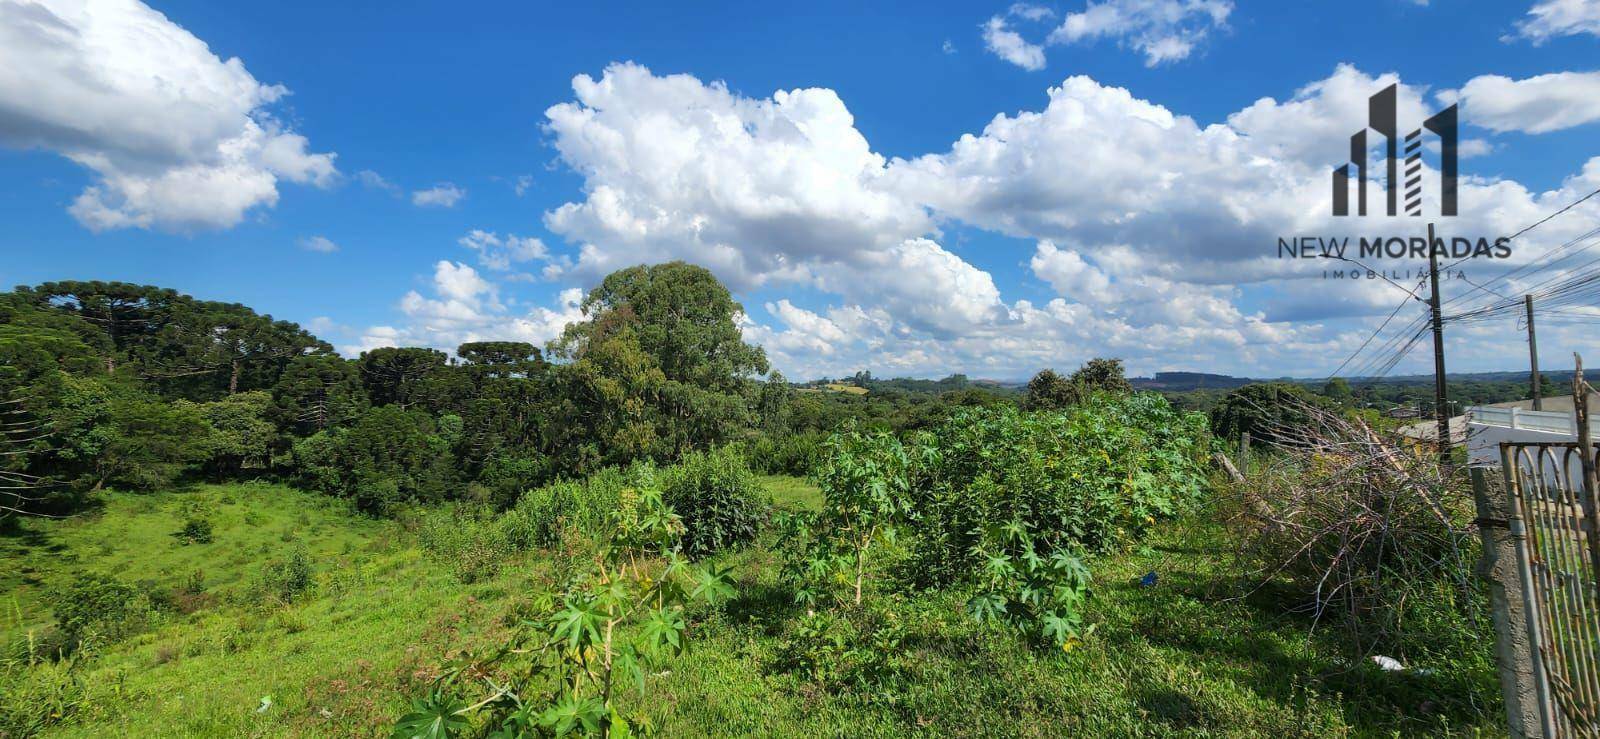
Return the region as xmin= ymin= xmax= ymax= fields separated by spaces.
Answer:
xmin=1504 ymin=441 xmax=1600 ymax=737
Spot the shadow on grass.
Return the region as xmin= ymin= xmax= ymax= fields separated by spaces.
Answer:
xmin=1136 ymin=687 xmax=1207 ymax=727
xmin=1100 ymin=565 xmax=1497 ymax=734
xmin=0 ymin=521 xmax=54 ymax=550
xmin=721 ymin=580 xmax=803 ymax=635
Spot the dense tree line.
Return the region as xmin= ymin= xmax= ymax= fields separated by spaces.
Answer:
xmin=3 ymin=264 xmax=1157 ymax=520
xmin=0 ymin=264 xmax=797 ymax=516
xmin=1161 ymin=374 xmax=1566 ymax=418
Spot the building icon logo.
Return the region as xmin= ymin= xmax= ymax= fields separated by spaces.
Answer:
xmin=1332 ymin=84 xmax=1457 ymax=217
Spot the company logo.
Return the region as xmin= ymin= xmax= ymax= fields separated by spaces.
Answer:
xmin=1331 ymin=84 xmax=1457 ymax=217
xmin=1275 ymin=84 xmax=1507 ymax=281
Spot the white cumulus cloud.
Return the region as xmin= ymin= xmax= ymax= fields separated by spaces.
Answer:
xmin=542 ymin=62 xmax=932 ymax=290
xmin=364 ymin=62 xmax=1600 ymax=380
xmin=412 ymin=182 xmax=465 ymax=208
xmin=982 ymin=16 xmax=1048 ymax=71
xmin=0 ymin=0 xmax=336 ymax=231
xmin=1444 ymin=71 xmax=1600 ymax=134
xmin=1049 ymin=0 xmax=1232 ymax=67
xmin=1508 ymin=0 xmax=1600 ymax=43
xmin=458 ymin=229 xmax=551 ymax=272
xmin=298 ymin=235 xmax=339 ymax=253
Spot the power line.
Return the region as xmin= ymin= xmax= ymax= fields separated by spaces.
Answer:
xmin=1324 ymin=273 xmax=1430 ymax=381
xmin=1440 ymin=187 xmax=1600 ymax=273
xmin=1507 ymin=186 xmax=1600 ymax=243
xmin=1327 ymin=185 xmax=1600 ymax=381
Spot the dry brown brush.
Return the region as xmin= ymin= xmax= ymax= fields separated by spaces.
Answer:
xmin=1223 ymin=399 xmax=1483 ymax=656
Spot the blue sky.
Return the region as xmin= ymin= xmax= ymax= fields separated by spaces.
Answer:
xmin=2 ymin=0 xmax=1599 ymax=380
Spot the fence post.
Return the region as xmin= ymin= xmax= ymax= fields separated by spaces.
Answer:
xmin=1473 ymin=465 xmax=1547 ymax=737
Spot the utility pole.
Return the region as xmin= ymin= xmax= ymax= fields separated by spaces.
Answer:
xmin=1572 ymin=354 xmax=1600 ymax=588
xmin=1526 ymin=294 xmax=1542 ymax=410
xmin=1427 ymin=223 xmax=1452 ymax=465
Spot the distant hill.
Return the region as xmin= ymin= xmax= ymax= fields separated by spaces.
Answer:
xmin=1129 ymin=372 xmax=1256 ymax=391
xmin=1346 ymin=370 xmax=1574 ymax=386
xmin=1131 ymin=369 xmax=1570 ymax=391
xmin=801 ymin=368 xmax=1568 ymax=394
xmin=796 ymin=373 xmax=1024 ymax=395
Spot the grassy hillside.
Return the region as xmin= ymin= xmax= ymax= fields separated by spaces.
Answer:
xmin=1 ymin=484 xmax=536 ymax=737
xmin=2 ymin=480 xmax=1499 ymax=737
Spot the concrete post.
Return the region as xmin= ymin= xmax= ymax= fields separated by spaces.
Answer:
xmin=1472 ymin=466 xmax=1545 ymax=737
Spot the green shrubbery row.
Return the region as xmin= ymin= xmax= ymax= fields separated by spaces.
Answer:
xmin=781 ymin=392 xmax=1212 ymax=652
xmin=727 ymin=432 xmax=823 ymax=477
xmin=411 ymin=446 xmax=770 ymax=582
xmin=906 ymin=393 xmax=1210 ymax=585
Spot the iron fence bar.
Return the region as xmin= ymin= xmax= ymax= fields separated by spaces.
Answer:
xmin=1564 ymin=445 xmax=1600 ymax=727
xmin=1553 ymin=446 xmax=1600 ymax=730
xmin=1508 ymin=441 xmax=1562 ymax=737
xmin=1530 ymin=447 xmax=1578 ymax=734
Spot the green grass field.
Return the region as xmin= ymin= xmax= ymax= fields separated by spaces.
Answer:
xmin=1 ymin=480 xmax=1501 ymax=737
xmin=0 ymin=483 xmax=537 ymax=737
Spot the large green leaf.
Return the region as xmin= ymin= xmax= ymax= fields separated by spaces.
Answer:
xmin=391 ymin=693 xmax=468 ymax=739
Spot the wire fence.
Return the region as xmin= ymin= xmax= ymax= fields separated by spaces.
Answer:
xmin=1504 ymin=440 xmax=1600 ymax=737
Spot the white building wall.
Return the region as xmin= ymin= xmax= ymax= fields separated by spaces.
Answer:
xmin=1466 ymin=406 xmax=1596 ymax=466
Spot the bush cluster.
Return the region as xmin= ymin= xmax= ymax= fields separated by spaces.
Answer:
xmin=732 ymin=432 xmax=823 ymax=476
xmin=415 ymin=450 xmax=768 ymax=582
xmin=905 ymin=394 xmax=1210 ymax=586
xmin=255 ymin=547 xmax=314 ymax=604
xmin=778 ymin=393 xmax=1209 ymax=651
xmin=660 ymin=447 xmax=768 ymax=557
xmin=173 ymin=516 xmax=213 ymax=544
xmin=46 ymin=573 xmax=152 ymax=652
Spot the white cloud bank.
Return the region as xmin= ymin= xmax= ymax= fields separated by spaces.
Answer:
xmin=344 ymin=260 xmax=586 ymax=357
xmin=0 ymin=0 xmax=336 ymax=231
xmin=1444 ymin=71 xmax=1600 ymax=134
xmin=366 ymin=61 xmax=1600 ymax=379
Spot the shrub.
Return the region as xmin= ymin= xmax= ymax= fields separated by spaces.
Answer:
xmin=256 ymin=547 xmax=313 ymax=603
xmin=415 ymin=504 xmax=520 ymax=583
xmin=737 ymin=433 xmax=822 ymax=476
xmin=906 ymin=394 xmax=1209 ymax=587
xmin=660 ymin=447 xmax=768 ymax=557
xmin=508 ymin=465 xmax=635 ymax=547
xmin=47 ymin=572 xmax=149 ymax=650
xmin=0 ymin=658 xmax=87 ymax=736
xmin=412 ymin=464 xmax=649 ymax=582
xmin=392 ymin=487 xmax=735 ymax=737
xmin=777 ymin=602 xmax=909 ymax=693
xmin=965 ymin=520 xmax=1093 ymax=650
xmin=1208 ymin=382 xmax=1331 ymax=446
xmin=170 ymin=569 xmax=212 ymax=614
xmin=779 ymin=427 xmax=912 ymax=607
xmin=173 ymin=516 xmax=213 ymax=545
